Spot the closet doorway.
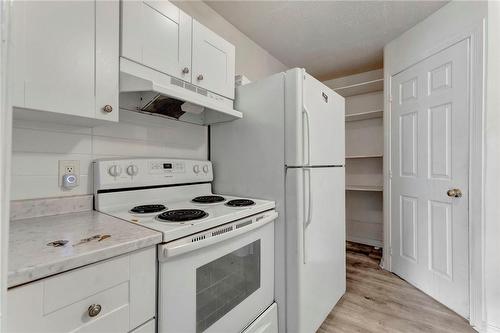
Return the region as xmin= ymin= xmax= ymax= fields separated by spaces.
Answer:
xmin=324 ymin=69 xmax=385 ymax=254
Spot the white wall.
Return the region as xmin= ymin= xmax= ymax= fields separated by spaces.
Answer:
xmin=10 ymin=1 xmax=287 ymax=201
xmin=485 ymin=1 xmax=500 ymax=330
xmin=173 ymin=0 xmax=288 ymax=81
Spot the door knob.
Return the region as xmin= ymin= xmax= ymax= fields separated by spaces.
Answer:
xmin=88 ymin=304 xmax=102 ymax=317
xmin=447 ymin=188 xmax=462 ymax=198
xmin=197 ymin=74 xmax=204 ymax=81
xmin=103 ymin=105 xmax=113 ymax=113
xmin=182 ymin=67 xmax=189 ymax=74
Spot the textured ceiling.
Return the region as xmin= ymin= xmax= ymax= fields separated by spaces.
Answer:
xmin=205 ymin=1 xmax=448 ymax=80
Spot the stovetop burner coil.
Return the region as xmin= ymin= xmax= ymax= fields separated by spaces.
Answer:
xmin=225 ymin=199 xmax=255 ymax=207
xmin=157 ymin=209 xmax=208 ymax=222
xmin=130 ymin=204 xmax=166 ymax=214
xmin=192 ymin=195 xmax=226 ymax=204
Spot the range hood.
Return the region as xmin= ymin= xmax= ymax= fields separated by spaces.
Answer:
xmin=119 ymin=57 xmax=242 ymax=125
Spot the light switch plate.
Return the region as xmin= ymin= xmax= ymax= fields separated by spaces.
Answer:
xmin=59 ymin=160 xmax=80 ymax=187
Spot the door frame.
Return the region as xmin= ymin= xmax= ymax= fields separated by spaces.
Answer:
xmin=383 ymin=2 xmax=486 ymax=330
xmin=0 ymin=0 xmax=13 ymax=329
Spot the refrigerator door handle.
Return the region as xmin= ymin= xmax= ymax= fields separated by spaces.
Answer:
xmin=302 ymin=106 xmax=312 ymax=166
xmin=305 ymin=168 xmax=313 ymax=228
xmin=303 ymin=168 xmax=313 ymax=264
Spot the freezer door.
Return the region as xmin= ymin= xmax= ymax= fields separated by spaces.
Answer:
xmin=285 ymin=69 xmax=345 ymax=167
xmin=285 ymin=167 xmax=346 ymax=333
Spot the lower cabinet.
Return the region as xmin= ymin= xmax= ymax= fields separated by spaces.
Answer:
xmin=5 ymin=247 xmax=156 ymax=333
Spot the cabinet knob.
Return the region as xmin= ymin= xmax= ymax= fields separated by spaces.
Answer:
xmin=103 ymin=105 xmax=113 ymax=113
xmin=197 ymin=74 xmax=204 ymax=81
xmin=88 ymin=304 xmax=102 ymax=317
xmin=182 ymin=67 xmax=190 ymax=74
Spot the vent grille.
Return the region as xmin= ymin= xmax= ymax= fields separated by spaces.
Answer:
xmin=191 ymin=235 xmax=206 ymax=243
xmin=170 ymin=77 xmax=184 ymax=88
xmin=168 ymin=77 xmax=211 ymax=98
xmin=236 ymin=220 xmax=252 ymax=229
xmin=212 ymin=226 xmax=233 ymax=236
xmin=185 ymin=83 xmax=197 ymax=92
xmin=197 ymin=88 xmax=208 ymax=96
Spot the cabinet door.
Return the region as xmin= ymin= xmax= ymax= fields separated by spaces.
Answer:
xmin=12 ymin=1 xmax=119 ymax=121
xmin=192 ymin=20 xmax=235 ymax=99
xmin=95 ymin=0 xmax=119 ymax=122
xmin=121 ymin=0 xmax=192 ymax=82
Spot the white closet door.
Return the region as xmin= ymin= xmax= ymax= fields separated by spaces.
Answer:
xmin=390 ymin=39 xmax=469 ymax=317
xmin=192 ymin=20 xmax=235 ymax=99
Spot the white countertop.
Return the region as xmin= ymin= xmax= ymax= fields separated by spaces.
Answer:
xmin=8 ymin=210 xmax=162 ymax=288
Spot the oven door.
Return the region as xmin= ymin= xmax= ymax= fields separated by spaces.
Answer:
xmin=157 ymin=210 xmax=276 ymax=333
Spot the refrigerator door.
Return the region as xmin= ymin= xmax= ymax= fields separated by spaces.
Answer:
xmin=285 ymin=69 xmax=345 ymax=167
xmin=285 ymin=166 xmax=346 ymax=333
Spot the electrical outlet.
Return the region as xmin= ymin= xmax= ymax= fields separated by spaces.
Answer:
xmin=59 ymin=160 xmax=80 ymax=187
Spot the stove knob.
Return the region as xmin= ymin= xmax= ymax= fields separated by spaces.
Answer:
xmin=108 ymin=165 xmax=122 ymax=177
xmin=126 ymin=164 xmax=139 ymax=176
xmin=193 ymin=165 xmax=200 ymax=174
xmin=202 ymin=165 xmax=209 ymax=173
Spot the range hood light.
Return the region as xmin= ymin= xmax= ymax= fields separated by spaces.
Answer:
xmin=181 ymin=102 xmax=205 ymax=115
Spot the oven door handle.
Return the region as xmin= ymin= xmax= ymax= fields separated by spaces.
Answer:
xmin=159 ymin=211 xmax=278 ymax=260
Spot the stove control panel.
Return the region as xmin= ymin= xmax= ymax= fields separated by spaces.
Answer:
xmin=94 ymin=158 xmax=213 ymax=192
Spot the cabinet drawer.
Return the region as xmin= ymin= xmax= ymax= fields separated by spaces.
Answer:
xmin=76 ymin=304 xmax=129 ymax=333
xmin=6 ymin=247 xmax=156 ymax=333
xmin=7 ymin=278 xmax=129 ymax=332
xmin=44 ymin=255 xmax=129 ymax=313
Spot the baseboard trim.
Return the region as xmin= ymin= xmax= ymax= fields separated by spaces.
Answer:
xmin=347 ymin=236 xmax=383 ymax=248
xmin=487 ymin=324 xmax=500 ymax=333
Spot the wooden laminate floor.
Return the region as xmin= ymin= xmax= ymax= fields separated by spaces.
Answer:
xmin=317 ymin=242 xmax=474 ymax=333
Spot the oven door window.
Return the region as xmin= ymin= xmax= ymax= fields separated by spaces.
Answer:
xmin=196 ymin=240 xmax=261 ymax=333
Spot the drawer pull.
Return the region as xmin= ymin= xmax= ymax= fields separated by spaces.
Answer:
xmin=88 ymin=304 xmax=102 ymax=317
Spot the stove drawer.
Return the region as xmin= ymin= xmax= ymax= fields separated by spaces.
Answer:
xmin=6 ymin=247 xmax=156 ymax=333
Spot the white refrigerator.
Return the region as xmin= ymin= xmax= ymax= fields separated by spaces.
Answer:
xmin=211 ymin=68 xmax=345 ymax=333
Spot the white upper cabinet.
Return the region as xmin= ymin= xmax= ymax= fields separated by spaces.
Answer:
xmin=192 ymin=20 xmax=236 ymax=99
xmin=121 ymin=1 xmax=236 ymax=100
xmin=11 ymin=1 xmax=119 ymax=122
xmin=121 ymin=1 xmax=192 ymax=82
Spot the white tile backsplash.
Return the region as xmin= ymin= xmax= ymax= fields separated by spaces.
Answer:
xmin=13 ymin=128 xmax=93 ymax=154
xmin=11 ymin=110 xmax=208 ymax=200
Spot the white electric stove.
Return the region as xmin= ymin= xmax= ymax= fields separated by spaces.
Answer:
xmin=93 ymin=158 xmax=278 ymax=333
